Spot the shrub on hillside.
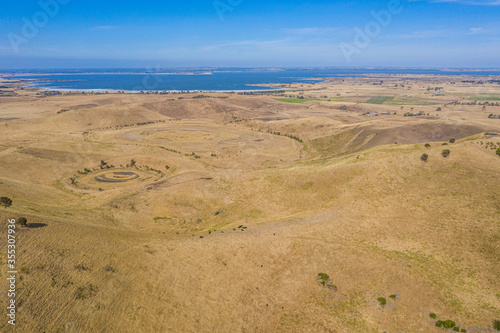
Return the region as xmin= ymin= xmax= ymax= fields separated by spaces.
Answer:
xmin=421 ymin=153 xmax=429 ymax=162
xmin=436 ymin=320 xmax=456 ymax=329
xmin=317 ymin=273 xmax=338 ymax=291
xmin=442 ymin=149 xmax=451 ymax=158
xmin=318 ymin=273 xmax=330 ymax=282
xmin=493 ymin=320 xmax=500 ymax=331
xmin=425 ymin=143 xmax=431 ymax=148
xmin=377 ymin=297 xmax=387 ymax=306
xmin=449 ymin=138 xmax=456 ymax=143
xmin=0 ymin=197 xmax=12 ymax=208
xmin=18 ymin=217 xmax=27 ymax=227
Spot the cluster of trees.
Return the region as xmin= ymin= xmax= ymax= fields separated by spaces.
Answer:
xmin=100 ymin=160 xmax=115 ymax=169
xmin=403 ymin=112 xmax=424 ymax=117
xmin=111 ymin=120 xmax=167 ymax=130
xmin=158 ymin=146 xmax=181 ymax=154
xmin=38 ymin=91 xmax=62 ymax=97
xmin=426 ymin=86 xmax=443 ymax=91
xmin=77 ymin=168 xmax=93 ymax=175
xmin=421 ymin=151 xmax=451 ymax=162
xmin=421 ymin=142 xmax=453 ymax=161
xmin=0 ymin=197 xmax=28 ymax=227
xmin=451 ymin=101 xmax=500 ymax=106
xmin=185 ymin=152 xmax=201 ymax=159
xmin=191 ymin=95 xmax=227 ymax=99
xmin=237 ymin=90 xmax=289 ymax=96
xmin=266 ymin=130 xmax=304 ymax=143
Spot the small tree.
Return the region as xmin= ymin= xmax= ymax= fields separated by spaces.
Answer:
xmin=493 ymin=319 xmax=500 ymax=331
xmin=421 ymin=153 xmax=429 ymax=162
xmin=425 ymin=143 xmax=431 ymax=148
xmin=377 ymin=297 xmax=387 ymax=306
xmin=18 ymin=217 xmax=27 ymax=227
xmin=442 ymin=149 xmax=451 ymax=158
xmin=0 ymin=197 xmax=12 ymax=208
xmin=130 ymin=159 xmax=136 ymax=167
xmin=449 ymin=138 xmax=456 ymax=144
xmin=496 ymin=147 xmax=500 ymax=157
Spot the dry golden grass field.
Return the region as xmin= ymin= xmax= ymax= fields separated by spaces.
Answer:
xmin=0 ymin=75 xmax=499 ymax=332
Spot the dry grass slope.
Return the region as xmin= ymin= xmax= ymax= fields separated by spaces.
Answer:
xmin=0 ymin=77 xmax=499 ymax=332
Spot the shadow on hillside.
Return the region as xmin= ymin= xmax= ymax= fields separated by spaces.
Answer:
xmin=27 ymin=223 xmax=48 ymax=229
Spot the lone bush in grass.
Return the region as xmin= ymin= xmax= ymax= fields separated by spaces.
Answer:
xmin=421 ymin=153 xmax=429 ymax=162
xmin=496 ymin=147 xmax=500 ymax=157
xmin=429 ymin=313 xmax=437 ymax=319
xmin=0 ymin=197 xmax=12 ymax=208
xmin=18 ymin=217 xmax=27 ymax=227
xmin=318 ymin=273 xmax=329 ymax=282
xmin=425 ymin=143 xmax=431 ymax=148
xmin=436 ymin=320 xmax=456 ymax=329
xmin=317 ymin=273 xmax=338 ymax=291
xmin=449 ymin=138 xmax=456 ymax=143
xmin=442 ymin=149 xmax=451 ymax=158
xmin=493 ymin=320 xmax=500 ymax=331
xmin=377 ymin=297 xmax=387 ymax=306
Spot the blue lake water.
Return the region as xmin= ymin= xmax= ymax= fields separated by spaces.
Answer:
xmin=7 ymin=68 xmax=500 ymax=92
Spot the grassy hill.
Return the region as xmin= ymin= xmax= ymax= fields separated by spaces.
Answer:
xmin=0 ymin=91 xmax=499 ymax=332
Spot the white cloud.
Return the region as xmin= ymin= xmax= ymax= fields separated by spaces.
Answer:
xmin=467 ymin=27 xmax=485 ymax=34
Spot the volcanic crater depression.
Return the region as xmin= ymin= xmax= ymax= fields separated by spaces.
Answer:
xmin=75 ymin=169 xmax=157 ymax=189
xmin=95 ymin=171 xmax=141 ymax=183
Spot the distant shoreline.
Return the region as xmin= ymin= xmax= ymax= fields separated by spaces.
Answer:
xmin=3 ymin=69 xmax=500 ymax=94
xmin=40 ymin=87 xmax=293 ymax=93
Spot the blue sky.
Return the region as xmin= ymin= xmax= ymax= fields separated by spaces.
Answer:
xmin=0 ymin=0 xmax=499 ymax=69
